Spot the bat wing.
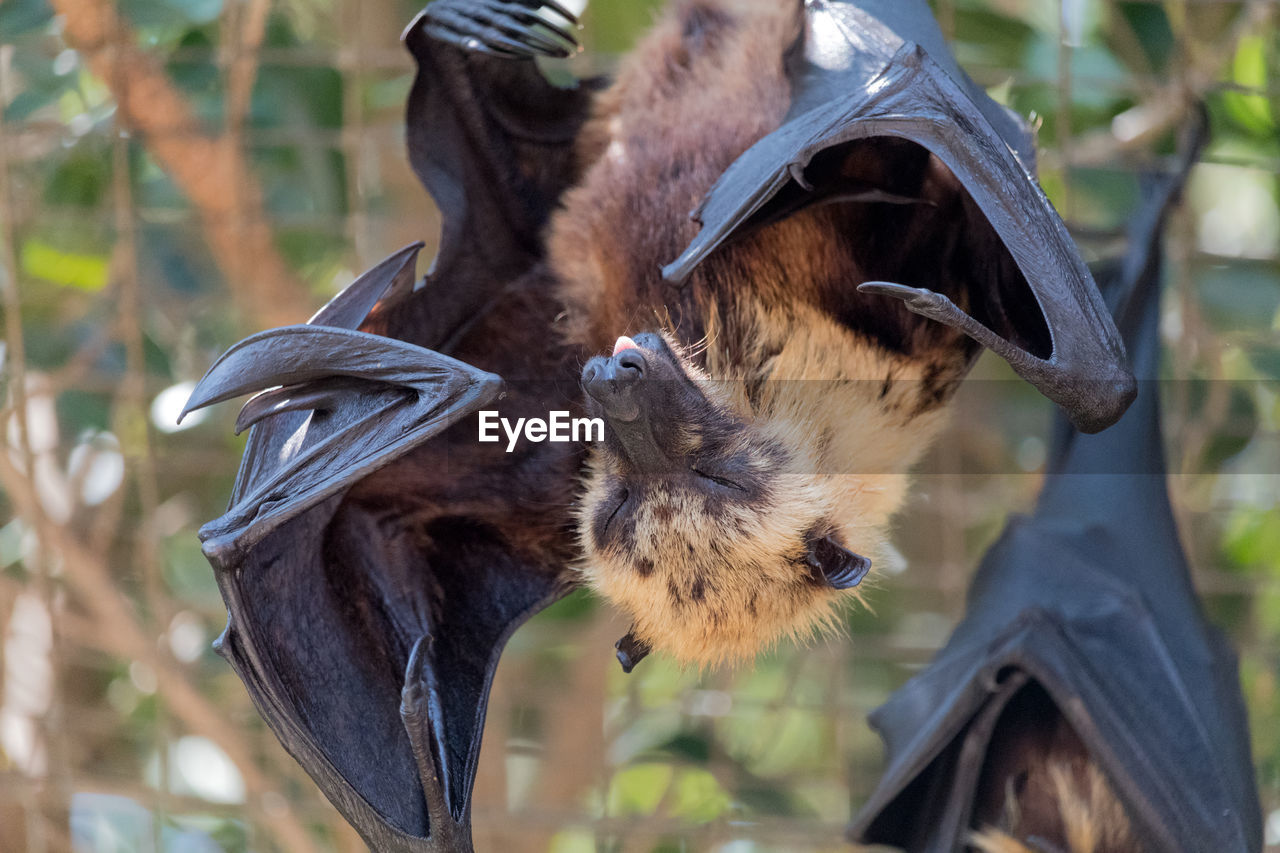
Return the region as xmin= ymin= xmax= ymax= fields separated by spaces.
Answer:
xmin=662 ymin=0 xmax=1132 ymax=433
xmin=386 ymin=0 xmax=597 ymax=349
xmin=185 ymin=6 xmax=596 ymax=849
xmin=849 ymin=123 xmax=1262 ymax=852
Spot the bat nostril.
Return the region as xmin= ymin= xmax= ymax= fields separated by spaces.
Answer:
xmin=616 ymin=351 xmax=645 ymax=378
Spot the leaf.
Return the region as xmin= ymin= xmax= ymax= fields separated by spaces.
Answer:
xmin=1221 ymin=35 xmax=1276 ymax=139
xmin=44 ymin=148 xmax=112 ymax=208
xmin=1113 ymin=2 xmax=1174 ymax=72
xmin=119 ymin=0 xmax=223 ymax=29
xmin=0 ymin=0 xmax=53 ymax=39
xmin=20 ymin=240 xmax=110 ymax=291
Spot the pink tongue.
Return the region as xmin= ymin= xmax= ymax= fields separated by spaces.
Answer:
xmin=612 ymin=335 xmax=639 ymax=356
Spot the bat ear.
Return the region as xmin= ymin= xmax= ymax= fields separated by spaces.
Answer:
xmin=615 ymin=629 xmax=652 ymax=673
xmin=805 ymin=531 xmax=871 ymax=590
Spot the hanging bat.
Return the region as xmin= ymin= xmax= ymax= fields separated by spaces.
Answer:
xmin=183 ymin=0 xmax=1136 ymax=847
xmin=848 ymin=123 xmax=1264 ymax=853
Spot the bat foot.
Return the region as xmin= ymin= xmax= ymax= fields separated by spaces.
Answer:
xmin=401 ymin=635 xmax=473 ymax=849
xmin=420 ymin=0 xmax=579 ymax=60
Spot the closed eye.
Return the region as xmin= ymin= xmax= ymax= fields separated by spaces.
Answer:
xmin=691 ymin=467 xmax=746 ymax=492
xmin=604 ymin=488 xmax=629 ymax=534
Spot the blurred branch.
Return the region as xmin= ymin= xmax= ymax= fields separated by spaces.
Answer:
xmin=48 ymin=0 xmax=314 ymax=328
xmin=226 ymin=0 xmax=272 ymax=135
xmin=0 ymin=451 xmax=323 ymax=853
xmin=1069 ymin=0 xmax=1276 ymax=165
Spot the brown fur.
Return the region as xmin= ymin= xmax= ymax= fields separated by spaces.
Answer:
xmin=550 ymin=0 xmax=989 ymax=666
xmin=970 ymin=760 xmax=1142 ymax=853
xmin=969 ymin=684 xmax=1143 ymax=853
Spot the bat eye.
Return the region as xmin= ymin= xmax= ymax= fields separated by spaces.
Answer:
xmin=691 ymin=466 xmax=745 ymax=492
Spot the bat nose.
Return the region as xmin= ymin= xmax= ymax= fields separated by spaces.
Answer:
xmin=581 ymin=349 xmax=648 ymax=422
xmin=583 ymin=349 xmax=647 ymax=389
xmin=614 ymin=349 xmax=645 ymax=379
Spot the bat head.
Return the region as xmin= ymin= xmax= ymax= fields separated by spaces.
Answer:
xmin=578 ymin=331 xmax=870 ymax=668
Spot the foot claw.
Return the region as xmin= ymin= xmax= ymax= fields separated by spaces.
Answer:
xmin=422 ymin=0 xmax=580 ymax=59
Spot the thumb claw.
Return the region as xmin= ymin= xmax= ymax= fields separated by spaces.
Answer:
xmin=857 ymin=280 xmax=936 ymax=306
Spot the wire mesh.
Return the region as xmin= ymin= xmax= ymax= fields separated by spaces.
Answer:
xmin=0 ymin=0 xmax=1278 ymax=851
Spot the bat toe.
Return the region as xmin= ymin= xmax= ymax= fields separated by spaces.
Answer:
xmin=420 ymin=0 xmax=578 ymax=59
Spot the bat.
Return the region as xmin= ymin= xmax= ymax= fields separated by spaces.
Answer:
xmin=183 ymin=0 xmax=1137 ymax=847
xmin=847 ymin=121 xmax=1264 ymax=853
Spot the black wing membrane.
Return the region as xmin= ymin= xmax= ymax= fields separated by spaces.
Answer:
xmin=185 ymin=4 xmax=595 ymax=849
xmin=849 ymin=125 xmax=1263 ymax=852
xmin=388 ymin=0 xmax=596 ymax=349
xmin=663 ymin=0 xmax=1133 ymax=433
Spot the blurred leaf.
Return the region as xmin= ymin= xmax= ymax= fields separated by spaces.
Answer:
xmin=1196 ymin=261 xmax=1280 ymax=331
xmin=1224 ymin=507 xmax=1280 ymax=572
xmin=6 ymin=87 xmax=65 ymax=123
xmin=733 ymin=783 xmax=810 ymax=818
xmin=45 ymin=147 xmax=112 ymax=208
xmin=656 ymin=732 xmax=711 ymax=763
xmin=0 ymin=520 xmax=26 ymax=570
xmin=20 ymin=240 xmax=110 ymax=291
xmin=607 ymin=763 xmax=673 ymax=816
xmin=1112 ymin=2 xmax=1174 ymax=72
xmin=120 ymin=0 xmax=223 ymax=29
xmin=582 ymin=0 xmax=666 ymax=55
xmin=167 ymin=28 xmax=224 ymax=125
xmin=1222 ymin=35 xmax=1276 ymax=139
xmin=952 ymin=9 xmax=1035 ymax=72
xmin=163 ymin=535 xmax=223 ymax=606
xmin=0 ymin=0 xmax=53 ymax=39
xmin=669 ymin=768 xmax=730 ymax=822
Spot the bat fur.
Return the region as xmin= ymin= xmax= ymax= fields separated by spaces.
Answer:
xmin=551 ymin=0 xmax=1023 ymax=666
xmin=967 ymin=685 xmax=1142 ymax=853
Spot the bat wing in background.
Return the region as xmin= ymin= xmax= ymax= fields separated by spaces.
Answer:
xmin=663 ymin=0 xmax=1134 ymax=434
xmin=848 ymin=124 xmax=1264 ymax=852
xmin=182 ymin=4 xmax=593 ymax=850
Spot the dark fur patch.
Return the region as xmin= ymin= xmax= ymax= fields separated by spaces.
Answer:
xmin=691 ymin=576 xmax=706 ymax=601
xmin=913 ymin=359 xmax=958 ymax=416
xmin=682 ymin=3 xmax=732 ymax=44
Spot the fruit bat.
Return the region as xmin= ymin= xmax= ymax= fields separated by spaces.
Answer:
xmin=183 ymin=0 xmax=1138 ymax=848
xmin=847 ymin=123 xmax=1264 ymax=853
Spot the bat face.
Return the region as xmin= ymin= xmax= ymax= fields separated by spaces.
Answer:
xmin=577 ymin=330 xmax=871 ymax=668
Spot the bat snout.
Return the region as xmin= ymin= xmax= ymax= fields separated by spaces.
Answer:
xmin=582 ymin=350 xmax=648 ymax=423
xmin=582 ymin=333 xmax=674 ymax=423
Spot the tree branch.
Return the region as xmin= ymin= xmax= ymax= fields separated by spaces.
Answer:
xmin=0 ymin=451 xmax=323 ymax=853
xmin=48 ymin=0 xmax=316 ymax=328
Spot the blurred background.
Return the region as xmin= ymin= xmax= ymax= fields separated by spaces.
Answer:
xmin=1 ymin=0 xmax=1278 ymax=850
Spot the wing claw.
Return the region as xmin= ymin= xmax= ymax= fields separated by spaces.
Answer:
xmin=187 ymin=248 xmax=504 ymax=560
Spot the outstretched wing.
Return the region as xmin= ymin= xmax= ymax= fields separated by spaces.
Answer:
xmin=187 ymin=5 xmax=596 ymax=849
xmin=850 ymin=120 xmax=1262 ymax=852
xmin=663 ymin=0 xmax=1133 ymax=433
